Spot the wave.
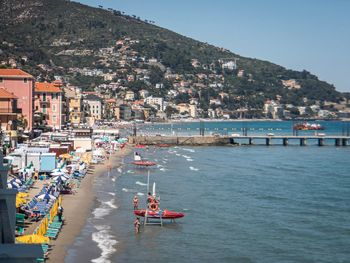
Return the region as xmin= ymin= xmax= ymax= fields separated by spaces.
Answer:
xmin=122 ymin=188 xmax=136 ymax=192
xmin=127 ymin=170 xmax=135 ymax=174
xmin=189 ymin=166 xmax=199 ymax=171
xmin=182 ymin=148 xmax=195 ymax=153
xmin=186 ymin=159 xmax=194 ymax=162
xmin=176 ymin=154 xmax=181 ymax=156
xmin=92 ymin=207 xmax=111 ymax=219
xmin=135 ymin=181 xmax=147 ymax=186
xmin=117 ymin=167 xmax=122 ymax=173
xmin=111 ymin=177 xmax=116 ymax=182
xmin=159 ymin=168 xmax=168 ymax=172
xmin=103 ymin=199 xmax=118 ymax=209
xmin=137 ymin=192 xmax=145 ymax=196
xmin=108 ymin=192 xmax=115 ymax=196
xmin=93 ymin=198 xmax=118 ymax=219
xmin=182 ymin=155 xmax=191 ymax=159
xmin=91 ymin=225 xmax=118 ymax=263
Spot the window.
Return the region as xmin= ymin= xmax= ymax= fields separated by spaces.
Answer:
xmin=43 ymin=93 xmax=46 ymax=102
xmin=23 ymin=78 xmax=28 ymax=83
xmin=35 ymin=106 xmax=38 ymax=111
xmin=0 ymin=78 xmax=3 ymax=82
xmin=52 ymin=104 xmax=56 ymax=112
xmin=52 ymin=93 xmax=58 ymax=100
xmin=43 ymin=105 xmax=46 ymax=114
xmin=52 ymin=115 xmax=57 ymax=123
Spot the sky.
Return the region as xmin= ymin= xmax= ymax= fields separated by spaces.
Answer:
xmin=77 ymin=0 xmax=350 ymax=92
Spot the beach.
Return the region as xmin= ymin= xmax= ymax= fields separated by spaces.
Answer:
xmin=47 ymin=146 xmax=132 ymax=263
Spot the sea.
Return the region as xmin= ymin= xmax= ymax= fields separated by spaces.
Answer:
xmin=65 ymin=121 xmax=350 ymax=263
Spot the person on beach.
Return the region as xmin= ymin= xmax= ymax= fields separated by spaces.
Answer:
xmin=58 ymin=205 xmax=64 ymax=222
xmin=133 ymin=195 xmax=139 ymax=210
xmin=134 ymin=217 xmax=141 ymax=233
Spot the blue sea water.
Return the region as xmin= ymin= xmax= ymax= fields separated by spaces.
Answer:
xmin=66 ymin=122 xmax=350 ymax=263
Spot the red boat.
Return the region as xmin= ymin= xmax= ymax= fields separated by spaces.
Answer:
xmin=135 ymin=144 xmax=147 ymax=149
xmin=132 ymin=161 xmax=157 ymax=166
xmin=134 ymin=209 xmax=185 ymax=219
xmin=156 ymin=144 xmax=171 ymax=147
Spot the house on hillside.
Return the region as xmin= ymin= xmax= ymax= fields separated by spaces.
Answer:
xmin=34 ymin=82 xmax=64 ymax=130
xmin=0 ymin=69 xmax=34 ymax=130
xmin=0 ymin=88 xmax=18 ymax=131
xmin=83 ymin=94 xmax=103 ymax=126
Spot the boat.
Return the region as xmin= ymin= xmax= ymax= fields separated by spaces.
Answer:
xmin=293 ymin=122 xmax=324 ymax=130
xmin=156 ymin=144 xmax=171 ymax=147
xmin=134 ymin=182 xmax=185 ymax=221
xmin=134 ymin=209 xmax=184 ymax=219
xmin=135 ymin=144 xmax=147 ymax=149
xmin=131 ymin=160 xmax=157 ymax=166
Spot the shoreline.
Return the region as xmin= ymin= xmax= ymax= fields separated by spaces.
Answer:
xmin=47 ymin=146 xmax=132 ymax=263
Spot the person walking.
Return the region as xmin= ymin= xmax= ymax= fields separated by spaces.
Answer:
xmin=58 ymin=205 xmax=64 ymax=222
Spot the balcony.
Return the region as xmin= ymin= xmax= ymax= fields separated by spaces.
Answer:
xmin=0 ymin=108 xmax=18 ymax=115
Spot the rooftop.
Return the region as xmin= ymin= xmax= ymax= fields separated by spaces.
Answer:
xmin=35 ymin=82 xmax=62 ymax=93
xmin=0 ymin=69 xmax=34 ymax=78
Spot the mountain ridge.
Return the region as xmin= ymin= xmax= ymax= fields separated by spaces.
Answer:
xmin=0 ymin=0 xmax=345 ymax=114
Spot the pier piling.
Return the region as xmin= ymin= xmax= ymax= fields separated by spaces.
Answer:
xmin=283 ymin=138 xmax=288 ymax=146
xmin=300 ymin=138 xmax=306 ymax=146
xmin=318 ymin=138 xmax=324 ymax=146
xmin=335 ymin=138 xmax=341 ymax=146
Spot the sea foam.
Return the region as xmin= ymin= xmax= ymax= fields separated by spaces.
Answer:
xmin=135 ymin=181 xmax=147 ymax=186
xmin=91 ymin=225 xmax=118 ymax=263
xmin=189 ymin=166 xmax=199 ymax=171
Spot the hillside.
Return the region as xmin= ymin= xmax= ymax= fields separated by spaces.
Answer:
xmin=0 ymin=0 xmax=344 ymax=113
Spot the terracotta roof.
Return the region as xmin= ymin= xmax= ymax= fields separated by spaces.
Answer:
xmin=0 ymin=88 xmax=18 ymax=99
xmin=35 ymin=82 xmax=62 ymax=93
xmin=0 ymin=69 xmax=34 ymax=78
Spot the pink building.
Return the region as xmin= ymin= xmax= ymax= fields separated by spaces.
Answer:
xmin=34 ymin=82 xmax=63 ymax=129
xmin=0 ymin=88 xmax=18 ymax=131
xmin=0 ymin=69 xmax=34 ymax=130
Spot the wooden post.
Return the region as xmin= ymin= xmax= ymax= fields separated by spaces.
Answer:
xmin=249 ymin=138 xmax=253 ymax=145
xmin=266 ymin=138 xmax=271 ymax=146
xmin=300 ymin=138 xmax=306 ymax=146
xmin=283 ymin=138 xmax=288 ymax=146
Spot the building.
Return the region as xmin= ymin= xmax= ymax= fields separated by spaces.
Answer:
xmin=83 ymin=94 xmax=103 ymax=121
xmin=0 ymin=69 xmax=34 ymax=130
xmin=118 ymin=104 xmax=132 ymax=120
xmin=0 ymin=88 xmax=18 ymax=131
xmin=139 ymin=89 xmax=149 ymax=99
xmin=125 ymin=90 xmax=135 ymax=101
xmin=34 ymin=82 xmax=63 ymax=130
xmin=145 ymin=96 xmax=164 ymax=110
xmin=64 ymin=87 xmax=83 ymax=127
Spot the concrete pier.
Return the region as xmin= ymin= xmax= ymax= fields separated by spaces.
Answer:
xmin=130 ymin=135 xmax=350 ymax=147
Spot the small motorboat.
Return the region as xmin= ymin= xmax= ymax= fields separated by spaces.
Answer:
xmin=134 ymin=209 xmax=185 ymax=219
xmin=132 ymin=161 xmax=157 ymax=166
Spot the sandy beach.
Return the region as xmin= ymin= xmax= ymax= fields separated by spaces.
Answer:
xmin=47 ymin=146 xmax=132 ymax=263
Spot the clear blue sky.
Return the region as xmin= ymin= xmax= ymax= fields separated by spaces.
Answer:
xmin=77 ymin=0 xmax=350 ymax=92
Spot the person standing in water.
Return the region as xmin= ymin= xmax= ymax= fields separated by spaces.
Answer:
xmin=133 ymin=195 xmax=139 ymax=210
xmin=134 ymin=217 xmax=141 ymax=233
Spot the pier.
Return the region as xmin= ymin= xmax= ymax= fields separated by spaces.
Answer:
xmin=129 ymin=135 xmax=350 ymax=147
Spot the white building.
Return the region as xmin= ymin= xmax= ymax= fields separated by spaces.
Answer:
xmin=145 ymin=96 xmax=164 ymax=110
